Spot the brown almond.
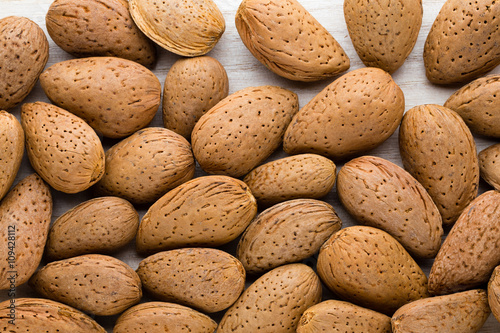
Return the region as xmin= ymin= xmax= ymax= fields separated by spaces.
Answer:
xmin=428 ymin=190 xmax=500 ymax=295
xmin=399 ymin=104 xmax=479 ymax=225
xmin=344 ymin=0 xmax=422 ymax=73
xmin=337 ymin=155 xmax=443 ymax=258
xmin=40 ymin=56 xmax=162 ymax=139
xmin=444 ymin=74 xmax=500 ymax=138
xmin=129 ymin=0 xmax=225 ymax=57
xmin=94 ymin=127 xmax=195 ymax=205
xmin=317 ymin=226 xmax=429 ymax=315
xmin=479 ymin=143 xmax=500 ymax=192
xmin=297 ymin=300 xmax=392 ymax=333
xmin=114 ymin=302 xmax=217 ymax=333
xmin=0 ymin=16 xmax=49 ymax=111
xmin=136 ymin=175 xmax=257 ymax=254
xmin=192 ymin=85 xmax=299 ymax=177
xmin=423 ymin=0 xmax=500 ymax=84
xmin=488 ymin=266 xmax=500 ymax=323
xmin=45 ymin=196 xmax=139 ymax=260
xmin=29 ymin=254 xmax=142 ymax=316
xmin=0 ymin=111 xmax=24 ymax=201
xmin=243 ymin=154 xmax=337 ymax=206
xmin=46 ymin=0 xmax=156 ymax=66
xmin=21 ymin=102 xmax=105 ymax=194
xmin=162 ymin=56 xmax=229 ymax=140
xmin=283 ymin=67 xmax=404 ymax=161
xmin=0 ymin=174 xmax=52 ymax=289
xmin=235 ymin=0 xmax=349 ymax=82
xmin=137 ymin=248 xmax=245 ymax=313
xmin=237 ymin=199 xmax=341 ymax=274
xmin=392 ymin=290 xmax=490 ymax=332
xmin=218 ymin=263 xmax=322 ymax=333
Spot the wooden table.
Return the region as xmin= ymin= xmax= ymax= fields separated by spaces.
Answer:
xmin=2 ymin=0 xmax=500 ymax=331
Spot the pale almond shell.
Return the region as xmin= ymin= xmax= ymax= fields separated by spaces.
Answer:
xmin=0 ymin=111 xmax=24 ymax=201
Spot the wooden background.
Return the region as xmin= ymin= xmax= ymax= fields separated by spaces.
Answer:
xmin=2 ymin=0 xmax=500 ymax=331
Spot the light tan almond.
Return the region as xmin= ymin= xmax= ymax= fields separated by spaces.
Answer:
xmin=0 ymin=111 xmax=24 ymax=201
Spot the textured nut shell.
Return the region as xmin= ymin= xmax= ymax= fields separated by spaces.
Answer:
xmin=392 ymin=289 xmax=490 ymax=332
xmin=136 ymin=175 xmax=257 ymax=254
xmin=218 ymin=263 xmax=322 ymax=333
xmin=444 ymin=74 xmax=500 ymax=138
xmin=192 ymin=85 xmax=299 ymax=177
xmin=137 ymin=248 xmax=245 ymax=313
xmin=399 ymin=104 xmax=479 ymax=225
xmin=317 ymin=226 xmax=429 ymax=315
xmin=114 ymin=302 xmax=217 ymax=333
xmin=0 ymin=174 xmax=52 ymax=289
xmin=0 ymin=16 xmax=49 ymax=111
xmin=297 ymin=300 xmax=391 ymax=333
xmin=428 ymin=190 xmax=500 ymax=295
xmin=40 ymin=57 xmax=161 ymax=139
xmin=235 ymin=0 xmax=349 ymax=82
xmin=488 ymin=266 xmax=500 ymax=323
xmin=45 ymin=196 xmax=139 ymax=260
xmin=162 ymin=56 xmax=229 ymax=139
xmin=129 ymin=0 xmax=225 ymax=56
xmin=29 ymin=254 xmax=142 ymax=316
xmin=21 ymin=102 xmax=105 ymax=194
xmin=243 ymin=154 xmax=336 ymax=206
xmin=344 ymin=0 xmax=422 ymax=73
xmin=0 ymin=298 xmax=106 ymax=332
xmin=46 ymin=0 xmax=156 ymax=66
xmin=0 ymin=111 xmax=24 ymax=201
xmin=423 ymin=0 xmax=500 ymax=84
xmin=479 ymin=143 xmax=500 ymax=191
xmin=94 ymin=127 xmax=195 ymax=205
xmin=337 ymin=155 xmax=443 ymax=258
xmin=283 ymin=67 xmax=404 ymax=160
xmin=237 ymin=199 xmax=341 ymax=274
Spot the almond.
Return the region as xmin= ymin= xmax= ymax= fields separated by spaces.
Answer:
xmin=21 ymin=101 xmax=105 ymax=194
xmin=235 ymin=0 xmax=349 ymax=81
xmin=0 ymin=111 xmax=24 ymax=201
xmin=479 ymin=143 xmax=500 ymax=192
xmin=488 ymin=266 xmax=500 ymax=323
xmin=283 ymin=67 xmax=404 ymax=160
xmin=399 ymin=104 xmax=479 ymax=225
xmin=46 ymin=0 xmax=156 ymax=66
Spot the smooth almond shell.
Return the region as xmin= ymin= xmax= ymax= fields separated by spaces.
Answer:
xmin=429 ymin=190 xmax=500 ymax=295
xmin=0 ymin=298 xmax=106 ymax=332
xmin=337 ymin=155 xmax=443 ymax=258
xmin=243 ymin=154 xmax=336 ymax=206
xmin=218 ymin=263 xmax=322 ymax=333
xmin=317 ymin=226 xmax=429 ymax=315
xmin=297 ymin=300 xmax=392 ymax=333
xmin=0 ymin=16 xmax=49 ymax=111
xmin=162 ymin=56 xmax=229 ymax=140
xmin=423 ymin=0 xmax=500 ymax=84
xmin=29 ymin=254 xmax=142 ymax=316
xmin=114 ymin=302 xmax=217 ymax=333
xmin=136 ymin=175 xmax=257 ymax=254
xmin=344 ymin=0 xmax=422 ymax=73
xmin=129 ymin=0 xmax=225 ymax=57
xmin=283 ymin=67 xmax=404 ymax=160
xmin=399 ymin=104 xmax=479 ymax=225
xmin=235 ymin=0 xmax=349 ymax=82
xmin=46 ymin=0 xmax=156 ymax=66
xmin=444 ymin=74 xmax=500 ymax=138
xmin=21 ymin=102 xmax=105 ymax=194
xmin=192 ymin=85 xmax=299 ymax=177
xmin=137 ymin=248 xmax=245 ymax=313
xmin=45 ymin=196 xmax=139 ymax=260
xmin=0 ymin=174 xmax=52 ymax=289
xmin=0 ymin=111 xmax=24 ymax=201
xmin=237 ymin=199 xmax=341 ymax=274
xmin=392 ymin=289 xmax=490 ymax=332
xmin=40 ymin=56 xmax=161 ymax=139
xmin=479 ymin=143 xmax=500 ymax=191
xmin=488 ymin=266 xmax=500 ymax=323
xmin=94 ymin=127 xmax=195 ymax=205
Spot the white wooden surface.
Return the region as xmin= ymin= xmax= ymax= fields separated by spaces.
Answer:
xmin=1 ymin=0 xmax=500 ymax=331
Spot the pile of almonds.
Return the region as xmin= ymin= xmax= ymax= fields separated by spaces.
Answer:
xmin=0 ymin=0 xmax=499 ymax=332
